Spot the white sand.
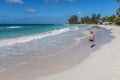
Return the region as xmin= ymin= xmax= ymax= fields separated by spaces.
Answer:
xmin=37 ymin=25 xmax=120 ymax=80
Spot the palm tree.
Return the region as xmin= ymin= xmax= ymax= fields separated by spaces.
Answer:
xmin=115 ymin=0 xmax=120 ymax=7
xmin=116 ymin=8 xmax=120 ymax=16
xmin=114 ymin=0 xmax=120 ymax=17
xmin=115 ymin=0 xmax=120 ymax=2
xmin=114 ymin=0 xmax=120 ymax=25
xmin=68 ymin=15 xmax=78 ymax=24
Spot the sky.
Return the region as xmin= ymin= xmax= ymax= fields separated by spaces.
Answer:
xmin=0 ymin=0 xmax=119 ymax=24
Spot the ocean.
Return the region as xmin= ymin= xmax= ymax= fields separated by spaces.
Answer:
xmin=0 ymin=24 xmax=91 ymax=72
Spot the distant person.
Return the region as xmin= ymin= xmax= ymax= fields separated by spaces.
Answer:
xmin=89 ymin=31 xmax=94 ymax=48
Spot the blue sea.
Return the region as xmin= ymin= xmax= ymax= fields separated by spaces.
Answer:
xmin=0 ymin=24 xmax=91 ymax=72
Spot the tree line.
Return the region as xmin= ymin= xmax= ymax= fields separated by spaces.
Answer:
xmin=68 ymin=0 xmax=120 ymax=25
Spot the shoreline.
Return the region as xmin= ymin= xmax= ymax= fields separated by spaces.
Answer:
xmin=0 ymin=25 xmax=114 ymax=80
xmin=37 ymin=25 xmax=120 ymax=80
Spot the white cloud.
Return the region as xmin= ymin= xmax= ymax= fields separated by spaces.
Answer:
xmin=44 ymin=0 xmax=74 ymax=3
xmin=68 ymin=0 xmax=75 ymax=2
xmin=78 ymin=11 xmax=81 ymax=15
xmin=44 ymin=0 xmax=58 ymax=3
xmin=25 ymin=8 xmax=36 ymax=14
xmin=6 ymin=0 xmax=23 ymax=4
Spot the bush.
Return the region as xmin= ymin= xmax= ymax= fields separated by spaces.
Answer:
xmin=113 ymin=17 xmax=120 ymax=25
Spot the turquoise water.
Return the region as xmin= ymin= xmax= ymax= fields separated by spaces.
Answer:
xmin=0 ymin=24 xmax=91 ymax=72
xmin=0 ymin=24 xmax=65 ymax=39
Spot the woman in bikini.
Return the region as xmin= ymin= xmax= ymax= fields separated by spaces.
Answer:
xmin=89 ymin=31 xmax=94 ymax=48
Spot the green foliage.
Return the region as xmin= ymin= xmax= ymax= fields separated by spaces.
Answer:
xmin=68 ymin=3 xmax=120 ymax=25
xmin=114 ymin=0 xmax=120 ymax=25
xmin=115 ymin=0 xmax=120 ymax=2
xmin=116 ymin=7 xmax=120 ymax=16
xmin=68 ymin=15 xmax=78 ymax=24
xmin=113 ymin=17 xmax=120 ymax=25
xmin=102 ymin=15 xmax=116 ymax=22
xmin=80 ymin=14 xmax=101 ymax=24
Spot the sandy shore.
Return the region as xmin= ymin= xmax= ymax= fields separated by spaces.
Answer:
xmin=0 ymin=25 xmax=118 ymax=80
xmin=36 ymin=25 xmax=120 ymax=80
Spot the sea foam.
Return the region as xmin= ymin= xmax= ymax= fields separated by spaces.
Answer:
xmin=0 ymin=27 xmax=78 ymax=47
xmin=6 ymin=26 xmax=22 ymax=29
xmin=0 ymin=67 xmax=6 ymax=72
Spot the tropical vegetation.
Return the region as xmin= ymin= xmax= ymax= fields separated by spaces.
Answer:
xmin=68 ymin=0 xmax=120 ymax=25
xmin=68 ymin=15 xmax=78 ymax=24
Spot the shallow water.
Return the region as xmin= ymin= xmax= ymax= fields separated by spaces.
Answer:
xmin=0 ymin=24 xmax=92 ymax=72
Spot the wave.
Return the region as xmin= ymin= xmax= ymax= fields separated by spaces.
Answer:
xmin=70 ymin=27 xmax=79 ymax=31
xmin=0 ymin=61 xmax=31 ymax=72
xmin=0 ymin=27 xmax=79 ymax=47
xmin=6 ymin=26 xmax=22 ymax=29
xmin=0 ymin=67 xmax=6 ymax=72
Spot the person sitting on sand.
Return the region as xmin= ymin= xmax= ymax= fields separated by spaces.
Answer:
xmin=89 ymin=31 xmax=94 ymax=48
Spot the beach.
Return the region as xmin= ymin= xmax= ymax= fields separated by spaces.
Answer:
xmin=0 ymin=25 xmax=119 ymax=80
xmin=36 ymin=25 xmax=120 ymax=80
xmin=1 ymin=0 xmax=120 ymax=79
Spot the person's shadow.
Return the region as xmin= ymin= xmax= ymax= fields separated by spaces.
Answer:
xmin=91 ymin=44 xmax=96 ymax=48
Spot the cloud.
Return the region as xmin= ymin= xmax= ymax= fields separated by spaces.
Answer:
xmin=25 ymin=8 xmax=36 ymax=14
xmin=78 ymin=11 xmax=81 ymax=15
xmin=68 ymin=0 xmax=75 ymax=2
xmin=6 ymin=0 xmax=23 ymax=4
xmin=44 ymin=0 xmax=58 ymax=3
xmin=44 ymin=0 xmax=74 ymax=3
